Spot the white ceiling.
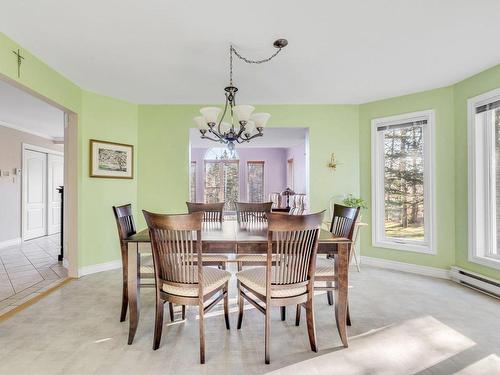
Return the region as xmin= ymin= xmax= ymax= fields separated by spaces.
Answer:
xmin=0 ymin=80 xmax=64 ymax=139
xmin=190 ymin=127 xmax=306 ymax=149
xmin=2 ymin=1 xmax=500 ymax=104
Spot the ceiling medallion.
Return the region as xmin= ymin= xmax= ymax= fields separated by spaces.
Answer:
xmin=194 ymin=39 xmax=288 ymax=151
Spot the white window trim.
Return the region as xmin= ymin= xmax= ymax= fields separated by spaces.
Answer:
xmin=467 ymin=88 xmax=500 ymax=270
xmin=371 ymin=110 xmax=436 ymax=254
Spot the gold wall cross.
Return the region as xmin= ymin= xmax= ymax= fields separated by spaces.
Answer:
xmin=12 ymin=49 xmax=25 ymax=78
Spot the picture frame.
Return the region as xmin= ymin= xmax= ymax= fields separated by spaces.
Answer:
xmin=89 ymin=139 xmax=134 ymax=179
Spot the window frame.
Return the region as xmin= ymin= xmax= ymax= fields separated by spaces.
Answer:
xmin=371 ymin=109 xmax=436 ymax=254
xmin=287 ymin=158 xmax=294 ymax=190
xmin=246 ymin=160 xmax=265 ymax=202
xmin=467 ymin=88 xmax=500 ymax=270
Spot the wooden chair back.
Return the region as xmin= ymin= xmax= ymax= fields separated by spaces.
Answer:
xmin=113 ymin=204 xmax=137 ymax=242
xmin=143 ymin=210 xmax=204 ymax=287
xmin=236 ymin=202 xmax=273 ymax=223
xmin=186 ymin=202 xmax=224 ymax=223
xmin=330 ymin=204 xmax=360 ymax=240
xmin=289 ymin=194 xmax=307 ymax=215
xmin=266 ymin=211 xmax=324 ymax=287
xmin=269 ymin=192 xmax=282 ymax=209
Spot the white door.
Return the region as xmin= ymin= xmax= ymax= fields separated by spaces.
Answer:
xmin=23 ymin=150 xmax=47 ymax=240
xmin=47 ymin=154 xmax=64 ymax=235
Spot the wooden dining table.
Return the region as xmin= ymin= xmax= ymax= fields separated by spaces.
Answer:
xmin=124 ymin=220 xmax=352 ymax=347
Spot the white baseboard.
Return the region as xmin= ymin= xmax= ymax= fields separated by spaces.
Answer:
xmin=0 ymin=237 xmax=22 ymax=249
xmin=450 ymin=267 xmax=500 ymax=298
xmin=360 ymin=256 xmax=450 ymax=279
xmin=78 ymin=260 xmax=122 ymax=277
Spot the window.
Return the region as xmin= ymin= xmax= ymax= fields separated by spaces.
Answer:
xmin=371 ymin=110 xmax=435 ymax=254
xmin=247 ymin=161 xmax=264 ymax=202
xmin=190 ymin=161 xmax=196 ymax=202
xmin=468 ymin=88 xmax=500 ymax=269
xmin=204 ymin=148 xmax=239 ymax=211
xmin=287 ymin=158 xmax=294 ymax=189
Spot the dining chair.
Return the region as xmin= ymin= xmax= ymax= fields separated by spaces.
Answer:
xmin=236 ymin=211 xmax=324 ymax=364
xmin=236 ymin=201 xmax=292 ymax=321
xmin=235 ymin=202 xmax=273 ymax=269
xmin=289 ymin=194 xmax=307 ymax=215
xmin=186 ymin=202 xmax=224 ymax=222
xmin=113 ymin=204 xmax=155 ymax=322
xmin=269 ymin=192 xmax=282 ymax=209
xmin=186 ymin=202 xmax=229 ymax=269
xmin=236 ymin=202 xmax=273 ymax=223
xmin=295 ymin=204 xmax=359 ymax=326
xmin=143 ymin=210 xmax=231 ymax=364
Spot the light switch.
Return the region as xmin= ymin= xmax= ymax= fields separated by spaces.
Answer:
xmin=1 ymin=170 xmax=9 ymax=177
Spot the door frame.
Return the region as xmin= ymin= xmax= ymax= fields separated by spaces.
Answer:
xmin=0 ymin=73 xmax=79 ymax=278
xmin=47 ymin=153 xmax=64 ymax=236
xmin=21 ymin=143 xmax=64 ymax=241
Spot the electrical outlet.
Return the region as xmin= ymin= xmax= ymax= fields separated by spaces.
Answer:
xmin=14 ymin=168 xmax=21 ymax=175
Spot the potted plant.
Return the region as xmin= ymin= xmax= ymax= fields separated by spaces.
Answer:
xmin=342 ymin=194 xmax=367 ymax=221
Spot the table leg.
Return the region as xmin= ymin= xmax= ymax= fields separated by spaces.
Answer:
xmin=334 ymin=242 xmax=349 ymax=347
xmin=127 ymin=242 xmax=140 ymax=345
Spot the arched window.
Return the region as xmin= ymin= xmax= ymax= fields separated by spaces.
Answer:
xmin=204 ymin=147 xmax=238 ymax=161
xmin=204 ymin=147 xmax=239 ymax=211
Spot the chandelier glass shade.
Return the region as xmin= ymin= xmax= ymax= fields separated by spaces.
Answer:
xmin=195 ymin=99 xmax=270 ymax=151
xmin=194 ymin=39 xmax=287 ymax=150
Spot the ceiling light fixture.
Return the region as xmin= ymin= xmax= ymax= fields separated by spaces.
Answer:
xmin=194 ymin=39 xmax=288 ymax=150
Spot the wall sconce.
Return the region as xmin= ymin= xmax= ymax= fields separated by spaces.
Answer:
xmin=327 ymin=153 xmax=339 ymax=171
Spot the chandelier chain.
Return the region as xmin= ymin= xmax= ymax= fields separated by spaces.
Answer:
xmin=229 ymin=45 xmax=283 ymax=86
xmin=231 ymin=45 xmax=283 ymax=65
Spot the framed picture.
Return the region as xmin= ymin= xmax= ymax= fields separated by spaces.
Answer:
xmin=89 ymin=139 xmax=134 ymax=179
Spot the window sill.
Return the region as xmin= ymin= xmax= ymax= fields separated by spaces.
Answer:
xmin=372 ymin=239 xmax=435 ymax=255
xmin=469 ymin=254 xmax=500 ymax=270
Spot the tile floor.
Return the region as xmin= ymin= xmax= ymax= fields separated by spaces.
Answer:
xmin=0 ymin=234 xmax=67 ymax=315
xmin=0 ymin=264 xmax=499 ymax=374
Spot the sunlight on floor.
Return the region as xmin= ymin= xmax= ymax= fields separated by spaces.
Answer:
xmin=455 ymin=354 xmax=500 ymax=374
xmin=267 ymin=316 xmax=476 ymax=375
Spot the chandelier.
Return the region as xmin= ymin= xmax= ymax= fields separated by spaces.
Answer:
xmin=194 ymin=39 xmax=288 ymax=150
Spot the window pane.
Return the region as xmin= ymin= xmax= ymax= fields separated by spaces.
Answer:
xmin=224 ymin=162 xmax=239 ymax=211
xmin=383 ymin=125 xmax=425 ymax=241
xmin=205 ymin=162 xmax=222 ymax=204
xmin=204 ymin=148 xmax=240 ymax=211
xmin=248 ymin=162 xmax=264 ymax=202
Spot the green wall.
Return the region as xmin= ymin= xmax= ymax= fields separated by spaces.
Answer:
xmin=359 ymin=66 xmax=500 ymax=280
xmin=79 ymin=91 xmax=138 ymax=267
xmin=137 ymin=105 xmax=359 ymax=228
xmin=0 ymin=33 xmax=139 ymax=270
xmin=454 ymin=64 xmax=500 ymax=279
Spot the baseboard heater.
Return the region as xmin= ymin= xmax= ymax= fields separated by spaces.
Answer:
xmin=450 ymin=267 xmax=500 ymax=299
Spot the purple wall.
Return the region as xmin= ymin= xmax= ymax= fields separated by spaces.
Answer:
xmin=286 ymin=143 xmax=307 ymax=194
xmin=190 ymin=148 xmax=288 ymax=203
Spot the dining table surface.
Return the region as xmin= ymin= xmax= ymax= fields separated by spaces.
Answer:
xmin=124 ymin=220 xmax=353 ymax=347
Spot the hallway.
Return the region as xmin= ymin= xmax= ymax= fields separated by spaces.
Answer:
xmin=0 ymin=234 xmax=67 ymax=315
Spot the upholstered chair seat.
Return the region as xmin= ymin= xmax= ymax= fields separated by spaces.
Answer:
xmin=236 ymin=267 xmax=307 ymax=298
xmin=162 ymin=267 xmax=231 ymax=297
xmin=235 ymin=254 xmax=277 ymax=262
